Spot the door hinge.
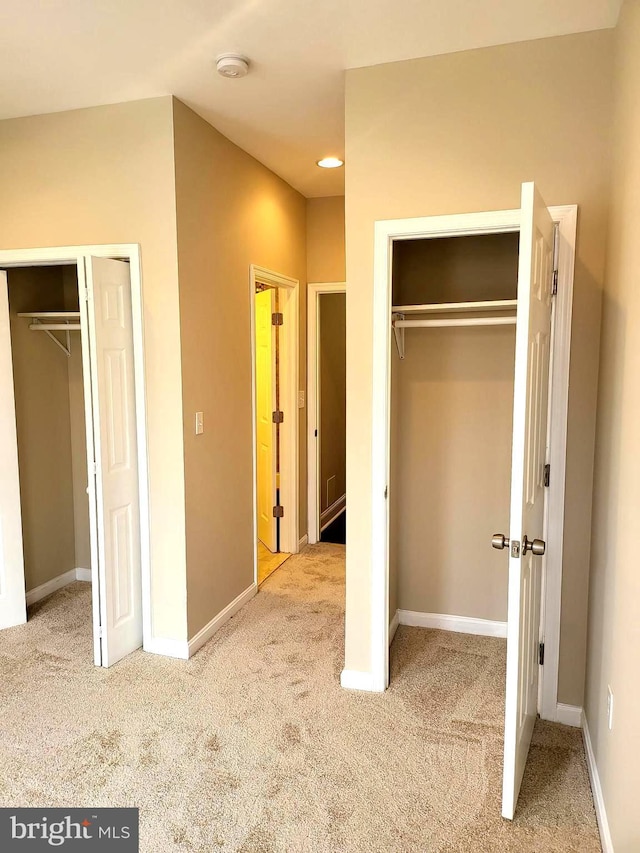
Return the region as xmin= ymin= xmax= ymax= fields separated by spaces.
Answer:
xmin=84 ymin=287 xmax=90 ymax=302
xmin=314 ymin=429 xmax=318 ymax=437
xmin=272 ymin=312 xmax=283 ymax=326
xmin=98 ymin=626 xmax=103 ymax=639
xmin=544 ymin=463 xmax=551 ymax=488
xmin=552 ymin=269 xmax=558 ymax=296
xmin=272 ymin=410 xmax=284 ymax=424
xmin=384 ymin=486 xmax=388 ymax=499
xmin=273 ymin=505 xmax=284 ymax=518
xmin=539 ymin=642 xmax=545 ymax=666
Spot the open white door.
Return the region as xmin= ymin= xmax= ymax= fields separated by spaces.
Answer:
xmin=85 ymin=257 xmax=142 ymax=667
xmin=0 ymin=271 xmax=27 ymax=630
xmin=502 ymin=183 xmax=554 ymax=818
xmin=255 ymin=288 xmax=278 ymax=552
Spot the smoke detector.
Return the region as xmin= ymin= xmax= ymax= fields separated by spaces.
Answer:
xmin=216 ymin=54 xmax=250 ymax=79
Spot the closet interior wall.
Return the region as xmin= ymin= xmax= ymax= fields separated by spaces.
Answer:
xmin=8 ymin=265 xmax=90 ymax=593
xmin=389 ymin=234 xmax=519 ymax=625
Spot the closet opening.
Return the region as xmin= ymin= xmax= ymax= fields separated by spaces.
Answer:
xmin=389 ymin=231 xmax=519 ymax=644
xmin=0 ymin=248 xmax=148 ymax=669
xmin=7 ymin=264 xmax=93 ymax=645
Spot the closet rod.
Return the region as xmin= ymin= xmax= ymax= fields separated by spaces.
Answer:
xmin=393 ymin=316 xmax=516 ymax=329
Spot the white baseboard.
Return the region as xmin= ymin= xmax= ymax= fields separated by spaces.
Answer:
xmin=26 ymin=567 xmax=92 ymax=605
xmin=556 ymin=702 xmax=583 ymax=728
xmin=340 ymin=669 xmax=385 ymax=692
xmin=320 ymin=494 xmax=346 ymax=531
xmin=582 ymin=712 xmax=614 ymax=853
xmin=144 ymin=637 xmax=189 ymax=660
xmin=298 ymin=534 xmax=308 ymax=550
xmin=398 ymin=609 xmax=507 ymax=638
xmin=187 ymin=582 xmax=257 ymax=657
xmin=389 ymin=609 xmax=400 ymax=644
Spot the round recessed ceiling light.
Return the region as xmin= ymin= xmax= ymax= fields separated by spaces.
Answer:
xmin=317 ymin=157 xmax=344 ymax=169
xmin=216 ymin=53 xmax=250 ymax=79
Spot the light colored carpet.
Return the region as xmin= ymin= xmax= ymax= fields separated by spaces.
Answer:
xmin=0 ymin=544 xmax=600 ymax=852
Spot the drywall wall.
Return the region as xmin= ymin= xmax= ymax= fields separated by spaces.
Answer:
xmin=392 ymin=325 xmax=514 ymax=620
xmin=7 ymin=267 xmax=76 ymax=590
xmin=585 ymin=1 xmax=640 ymax=849
xmin=63 ymin=266 xmax=90 ymax=571
xmin=0 ymin=98 xmax=187 ymax=642
xmin=172 ymin=99 xmax=307 ymax=638
xmin=307 ymin=196 xmax=346 ymax=283
xmin=344 ymin=30 xmax=613 ymax=704
xmin=319 ymin=293 xmax=346 ymax=515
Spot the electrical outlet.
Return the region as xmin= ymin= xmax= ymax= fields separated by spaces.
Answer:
xmin=195 ymin=411 xmax=204 ymax=435
xmin=607 ymin=686 xmax=614 ymax=730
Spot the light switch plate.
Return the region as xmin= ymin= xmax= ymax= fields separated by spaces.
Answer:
xmin=195 ymin=412 xmax=204 ymax=435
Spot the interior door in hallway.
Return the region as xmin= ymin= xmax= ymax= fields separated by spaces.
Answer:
xmin=502 ymin=182 xmax=554 ymax=819
xmin=0 ymin=270 xmax=27 ymax=630
xmin=85 ymin=257 xmax=142 ymax=667
xmin=255 ymin=287 xmax=277 ymax=552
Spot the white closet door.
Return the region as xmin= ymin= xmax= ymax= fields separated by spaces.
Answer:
xmin=86 ymin=257 xmax=142 ymax=667
xmin=502 ymin=182 xmax=554 ymax=819
xmin=0 ymin=271 xmax=27 ymax=629
xmin=255 ymin=287 xmax=278 ymax=552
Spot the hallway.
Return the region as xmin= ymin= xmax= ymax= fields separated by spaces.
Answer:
xmin=0 ymin=544 xmax=599 ymax=852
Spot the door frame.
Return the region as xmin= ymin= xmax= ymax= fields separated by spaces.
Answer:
xmin=249 ymin=265 xmax=299 ymax=580
xmin=0 ymin=244 xmax=150 ymax=666
xmin=306 ymin=281 xmax=347 ymax=544
xmin=364 ymin=205 xmax=577 ymax=723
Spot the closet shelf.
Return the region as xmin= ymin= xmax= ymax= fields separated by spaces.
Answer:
xmin=17 ymin=312 xmax=80 ymax=357
xmin=392 ymin=299 xmax=517 ymax=314
xmin=391 ymin=299 xmax=517 ymax=360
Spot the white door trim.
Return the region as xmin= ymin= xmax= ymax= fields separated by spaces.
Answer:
xmin=0 ymin=245 xmax=151 ymax=666
xmin=249 ymin=265 xmax=299 ymax=580
xmin=361 ymin=204 xmax=576 ymax=711
xmin=306 ymin=282 xmax=346 ymax=544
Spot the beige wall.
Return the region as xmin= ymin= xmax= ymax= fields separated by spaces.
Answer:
xmin=172 ymin=100 xmax=307 ymax=638
xmin=392 ymin=326 xmax=514 ymax=620
xmin=344 ymin=31 xmax=613 ymax=704
xmin=0 ymin=98 xmax=187 ymax=641
xmin=307 ymin=197 xmax=346 ymax=283
xmin=8 ymin=268 xmax=76 ymax=590
xmin=585 ymin=2 xmax=640 ymax=849
xmin=319 ymin=293 xmax=346 ymax=513
xmin=63 ymin=266 xmax=90 ymax=570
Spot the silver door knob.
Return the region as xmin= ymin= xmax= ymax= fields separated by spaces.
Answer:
xmin=523 ymin=536 xmax=545 ymax=556
xmin=492 ymin=533 xmax=509 ymax=550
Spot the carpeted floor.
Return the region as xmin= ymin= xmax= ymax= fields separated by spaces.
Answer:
xmin=0 ymin=544 xmax=600 ymax=852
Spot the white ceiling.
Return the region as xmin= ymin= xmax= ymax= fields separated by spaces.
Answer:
xmin=0 ymin=0 xmax=621 ymax=197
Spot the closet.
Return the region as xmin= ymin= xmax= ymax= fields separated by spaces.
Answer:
xmin=370 ymin=182 xmax=561 ymax=822
xmin=389 ymin=232 xmax=519 ymax=627
xmin=7 ymin=265 xmax=91 ymax=613
xmin=1 ymin=251 xmax=145 ymax=669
